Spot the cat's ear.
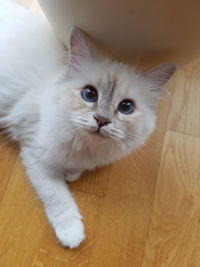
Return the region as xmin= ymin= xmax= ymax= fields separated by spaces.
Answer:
xmin=143 ymin=62 xmax=177 ymax=91
xmin=68 ymin=27 xmax=92 ymax=69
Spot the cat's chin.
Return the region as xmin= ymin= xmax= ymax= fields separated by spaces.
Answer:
xmin=90 ymin=131 xmax=107 ymax=138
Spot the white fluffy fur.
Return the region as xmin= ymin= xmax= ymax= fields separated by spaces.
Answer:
xmin=0 ymin=1 xmax=177 ymax=248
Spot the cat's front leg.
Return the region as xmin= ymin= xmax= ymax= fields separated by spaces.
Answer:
xmin=20 ymin=148 xmax=85 ymax=248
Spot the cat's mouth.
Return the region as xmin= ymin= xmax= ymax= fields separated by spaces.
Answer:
xmin=80 ymin=125 xmax=111 ymax=139
xmin=88 ymin=127 xmax=109 ymax=138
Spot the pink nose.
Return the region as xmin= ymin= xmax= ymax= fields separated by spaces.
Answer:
xmin=93 ymin=115 xmax=111 ymax=127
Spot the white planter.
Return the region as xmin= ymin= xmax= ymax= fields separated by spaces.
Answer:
xmin=38 ymin=0 xmax=200 ymax=61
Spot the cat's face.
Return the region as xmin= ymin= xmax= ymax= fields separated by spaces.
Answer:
xmin=66 ymin=61 xmax=154 ymax=148
xmin=56 ymin=28 xmax=177 ymax=152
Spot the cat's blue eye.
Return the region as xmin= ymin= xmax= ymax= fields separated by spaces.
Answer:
xmin=81 ymin=85 xmax=98 ymax=102
xmin=117 ymin=99 xmax=135 ymax=115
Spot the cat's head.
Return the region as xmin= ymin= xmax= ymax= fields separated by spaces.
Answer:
xmin=55 ymin=28 xmax=177 ymax=152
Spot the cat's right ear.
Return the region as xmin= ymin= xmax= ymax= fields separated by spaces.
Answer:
xmin=142 ymin=62 xmax=177 ymax=91
xmin=68 ymin=27 xmax=92 ymax=72
xmin=141 ymin=62 xmax=177 ymax=106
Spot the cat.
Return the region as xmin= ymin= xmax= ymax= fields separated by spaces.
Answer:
xmin=0 ymin=0 xmax=177 ymax=248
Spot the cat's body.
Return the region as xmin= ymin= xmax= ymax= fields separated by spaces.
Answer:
xmin=0 ymin=0 xmax=177 ymax=248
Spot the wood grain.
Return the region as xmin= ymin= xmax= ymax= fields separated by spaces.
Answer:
xmin=0 ymin=137 xmax=18 ymax=202
xmin=167 ymin=59 xmax=200 ymax=137
xmin=0 ymin=1 xmax=200 ymax=266
xmin=0 ymin=159 xmax=46 ymax=266
xmin=32 ymin=191 xmax=103 ymax=267
xmin=142 ymin=131 xmax=200 ymax=266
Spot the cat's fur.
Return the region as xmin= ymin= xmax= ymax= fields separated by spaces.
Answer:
xmin=0 ymin=0 xmax=177 ymax=248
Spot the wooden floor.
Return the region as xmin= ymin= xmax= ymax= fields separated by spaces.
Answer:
xmin=1 ymin=1 xmax=200 ymax=266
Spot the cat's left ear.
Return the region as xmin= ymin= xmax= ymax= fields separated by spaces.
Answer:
xmin=68 ymin=27 xmax=92 ymax=70
xmin=143 ymin=62 xmax=178 ymax=91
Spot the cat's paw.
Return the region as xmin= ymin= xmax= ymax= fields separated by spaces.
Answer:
xmin=55 ymin=218 xmax=85 ymax=248
xmin=65 ymin=171 xmax=81 ymax=182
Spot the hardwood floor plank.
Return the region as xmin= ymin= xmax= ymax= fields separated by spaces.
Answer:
xmin=32 ymin=191 xmax=103 ymax=267
xmin=88 ymin=140 xmax=164 ymax=267
xmin=142 ymin=131 xmax=200 ymax=266
xmin=69 ymin=166 xmax=111 ymax=197
xmin=167 ymin=58 xmax=200 ymax=137
xmin=0 ymin=137 xmax=18 ymax=202
xmin=192 ymin=225 xmax=200 ymax=267
xmin=0 ymin=160 xmax=46 ymax=267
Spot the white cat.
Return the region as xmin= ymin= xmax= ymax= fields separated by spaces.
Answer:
xmin=0 ymin=1 xmax=177 ymax=248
